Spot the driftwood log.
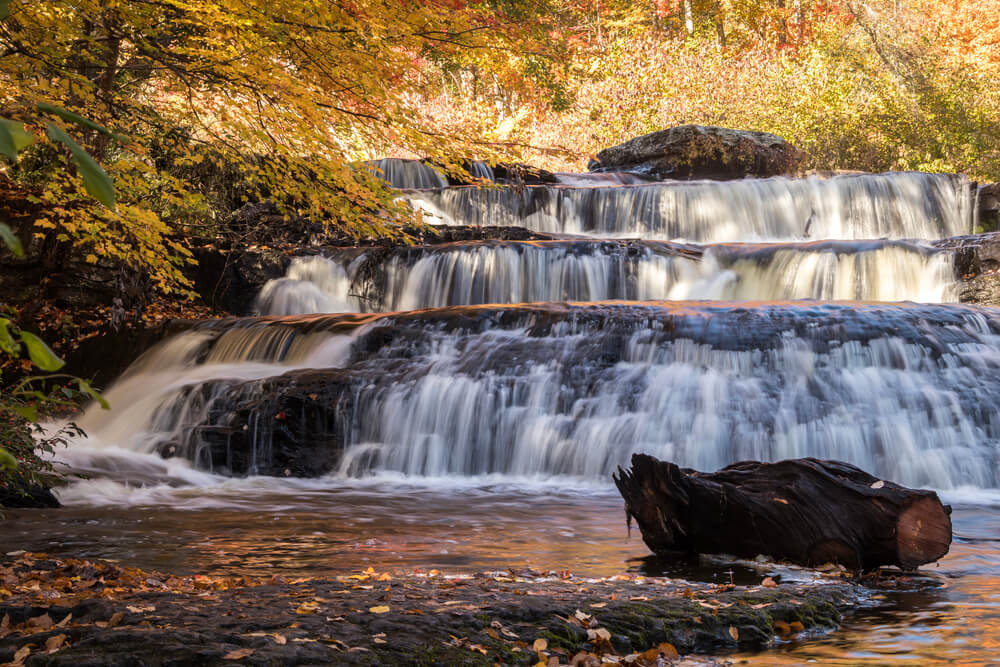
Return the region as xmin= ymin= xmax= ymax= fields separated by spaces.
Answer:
xmin=614 ymin=455 xmax=952 ymax=570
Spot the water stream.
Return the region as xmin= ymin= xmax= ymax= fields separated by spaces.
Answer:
xmin=24 ymin=165 xmax=999 ymax=663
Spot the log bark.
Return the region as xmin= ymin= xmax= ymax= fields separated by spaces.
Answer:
xmin=614 ymin=455 xmax=952 ymax=570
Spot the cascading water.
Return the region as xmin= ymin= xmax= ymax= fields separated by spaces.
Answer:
xmin=63 ymin=303 xmax=1000 ymax=492
xmin=406 ymin=171 xmax=973 ymax=241
xmin=255 ymin=240 xmax=958 ymax=314
xmin=364 ymin=158 xmax=448 ymax=189
xmin=53 ymin=166 xmax=992 ymax=503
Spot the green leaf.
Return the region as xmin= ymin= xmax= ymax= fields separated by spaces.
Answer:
xmin=78 ymin=379 xmax=110 ymax=409
xmin=46 ymin=124 xmax=117 ymax=210
xmin=0 ymin=221 xmax=23 ymax=257
xmin=12 ymin=405 xmax=37 ymax=423
xmin=37 ymin=103 xmax=114 ymax=137
xmin=0 ymin=317 xmax=17 ymax=355
xmin=0 ymin=117 xmax=34 ymax=160
xmin=0 ymin=117 xmax=35 ymax=161
xmin=0 ymin=447 xmax=16 ymax=471
xmin=19 ymin=331 xmax=65 ymax=371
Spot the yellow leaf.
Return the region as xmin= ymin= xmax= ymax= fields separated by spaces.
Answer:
xmin=368 ymin=605 xmax=390 ymax=614
xmin=729 ymin=626 xmax=739 ymax=641
xmin=532 ymin=638 xmax=547 ymax=652
xmin=85 ymin=254 xmax=98 ymax=264
xmin=223 ymin=647 xmax=254 ymax=659
xmin=295 ymin=601 xmax=319 ymax=614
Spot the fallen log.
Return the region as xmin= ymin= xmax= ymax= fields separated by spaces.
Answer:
xmin=614 ymin=455 xmax=952 ymax=570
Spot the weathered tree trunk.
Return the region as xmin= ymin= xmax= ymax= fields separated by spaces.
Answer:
xmin=614 ymin=455 xmax=952 ymax=570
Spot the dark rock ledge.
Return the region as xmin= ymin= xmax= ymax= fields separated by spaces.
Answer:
xmin=0 ymin=553 xmax=870 ymax=666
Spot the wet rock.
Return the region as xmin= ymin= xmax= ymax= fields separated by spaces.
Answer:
xmin=977 ymin=183 xmax=1000 ymax=232
xmin=588 ymin=125 xmax=807 ymax=180
xmin=0 ymin=480 xmax=60 ymax=509
xmin=934 ymin=231 xmax=1000 ymax=306
xmin=0 ymin=553 xmax=861 ymax=666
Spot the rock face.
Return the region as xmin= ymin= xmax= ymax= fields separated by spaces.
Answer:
xmin=0 ymin=480 xmax=60 ymax=509
xmin=588 ymin=125 xmax=807 ymax=180
xmin=978 ymin=183 xmax=1000 ymax=232
xmin=934 ymin=231 xmax=1000 ymax=306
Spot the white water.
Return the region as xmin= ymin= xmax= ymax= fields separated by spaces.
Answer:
xmin=365 ymin=158 xmax=448 ymax=189
xmin=406 ymin=172 xmax=973 ymax=241
xmin=53 ymin=304 xmax=1000 ymax=498
xmin=48 ymin=165 xmax=996 ymax=514
xmin=255 ymin=242 xmax=957 ymax=314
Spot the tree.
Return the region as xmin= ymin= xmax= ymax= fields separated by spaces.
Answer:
xmin=1 ymin=0 xmax=573 ymax=292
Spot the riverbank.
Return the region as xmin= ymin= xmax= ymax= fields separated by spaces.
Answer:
xmin=0 ymin=553 xmax=861 ymax=666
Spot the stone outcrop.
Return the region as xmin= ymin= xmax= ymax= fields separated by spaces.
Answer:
xmin=935 ymin=231 xmax=1000 ymax=306
xmin=978 ymin=183 xmax=1000 ymax=232
xmin=588 ymin=125 xmax=807 ymax=180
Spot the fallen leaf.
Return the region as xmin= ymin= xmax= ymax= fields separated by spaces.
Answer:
xmin=55 ymin=613 xmax=72 ymax=628
xmin=761 ymin=577 xmax=777 ymax=588
xmin=368 ymin=605 xmax=390 ymax=614
xmin=587 ymin=627 xmax=611 ymax=641
xmin=729 ymin=626 xmax=740 ymax=641
xmin=272 ymin=633 xmax=287 ymax=645
xmin=589 ymin=602 xmax=607 ymax=609
xmin=296 ymin=601 xmax=319 ymax=614
xmin=12 ymin=645 xmax=31 ymax=664
xmin=533 ymin=637 xmax=548 ymax=652
xmin=789 ymin=621 xmax=805 ymax=633
xmin=127 ymin=604 xmax=156 ymax=613
xmin=108 ymin=612 xmax=125 ymax=627
xmin=27 ymin=613 xmax=53 ymax=630
xmin=871 ymin=480 xmax=885 ymax=489
xmin=223 ymin=647 xmax=255 ymax=659
xmin=45 ymin=633 xmax=67 ymax=652
xmin=773 ymin=497 xmax=789 ymax=505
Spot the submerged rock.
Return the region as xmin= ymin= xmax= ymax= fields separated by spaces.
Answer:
xmin=588 ymin=125 xmax=807 ymax=180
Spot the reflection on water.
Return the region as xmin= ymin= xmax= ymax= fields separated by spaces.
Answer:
xmin=738 ymin=504 xmax=1000 ymax=665
xmin=2 ymin=484 xmax=998 ymax=664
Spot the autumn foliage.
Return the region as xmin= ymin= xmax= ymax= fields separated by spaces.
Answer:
xmin=2 ymin=0 xmax=999 ymax=296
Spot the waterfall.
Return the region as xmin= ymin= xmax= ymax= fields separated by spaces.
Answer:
xmin=255 ymin=255 xmax=360 ymax=315
xmin=55 ymin=163 xmax=993 ymax=500
xmin=66 ymin=304 xmax=1000 ymax=490
xmin=255 ymin=240 xmax=958 ymax=314
xmin=405 ymin=172 xmax=973 ymax=241
xmin=365 ymin=158 xmax=448 ymax=189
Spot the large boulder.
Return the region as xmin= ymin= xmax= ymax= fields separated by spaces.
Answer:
xmin=588 ymin=125 xmax=807 ymax=180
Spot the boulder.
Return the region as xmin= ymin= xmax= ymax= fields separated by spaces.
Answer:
xmin=588 ymin=125 xmax=807 ymax=180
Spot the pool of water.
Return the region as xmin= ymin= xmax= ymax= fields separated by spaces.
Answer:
xmin=3 ymin=474 xmax=997 ymax=665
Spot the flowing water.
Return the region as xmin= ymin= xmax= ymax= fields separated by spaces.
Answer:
xmin=255 ymin=240 xmax=958 ymax=314
xmin=15 ymin=167 xmax=999 ymax=664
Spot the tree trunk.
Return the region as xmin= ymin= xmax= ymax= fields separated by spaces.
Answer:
xmin=614 ymin=455 xmax=952 ymax=570
xmin=682 ymin=0 xmax=694 ymax=35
